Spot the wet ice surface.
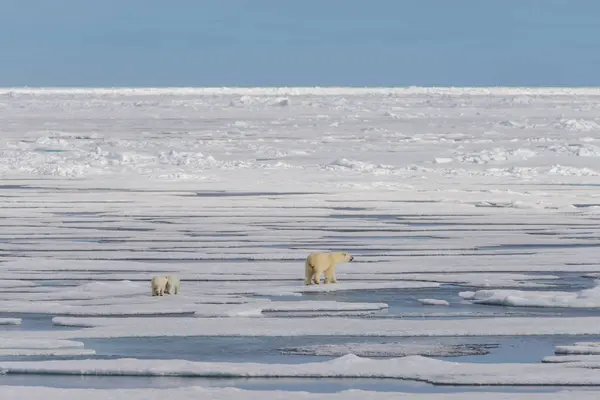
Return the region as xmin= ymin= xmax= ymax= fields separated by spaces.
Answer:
xmin=4 ymin=89 xmax=600 ymax=398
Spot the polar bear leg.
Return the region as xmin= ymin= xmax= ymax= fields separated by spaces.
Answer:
xmin=304 ymin=260 xmax=314 ymax=285
xmin=313 ymin=267 xmax=325 ymax=284
xmin=324 ymin=265 xmax=337 ymax=284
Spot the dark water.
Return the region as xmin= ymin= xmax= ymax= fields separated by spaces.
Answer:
xmin=287 ymin=273 xmax=600 ymax=318
xmin=72 ymin=334 xmax=600 ymax=365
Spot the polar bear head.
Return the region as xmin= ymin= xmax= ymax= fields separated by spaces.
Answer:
xmin=332 ymin=252 xmax=354 ymax=263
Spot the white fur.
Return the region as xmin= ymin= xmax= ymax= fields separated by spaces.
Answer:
xmin=165 ymin=276 xmax=180 ymax=295
xmin=304 ymin=252 xmax=354 ymax=285
xmin=151 ymin=276 xmax=168 ymax=296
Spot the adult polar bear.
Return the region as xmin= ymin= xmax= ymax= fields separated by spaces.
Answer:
xmin=305 ymin=252 xmax=354 ymax=285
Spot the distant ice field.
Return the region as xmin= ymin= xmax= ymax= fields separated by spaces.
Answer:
xmin=2 ymin=87 xmax=600 ymax=397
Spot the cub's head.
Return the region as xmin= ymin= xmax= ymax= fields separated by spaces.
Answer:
xmin=334 ymin=252 xmax=354 ymax=263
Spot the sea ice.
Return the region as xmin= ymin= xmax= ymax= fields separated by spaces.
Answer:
xmin=4 ymin=87 xmax=600 ymax=397
xmin=0 ymin=338 xmax=86 ymax=351
xmin=0 ymin=318 xmax=22 ymax=325
xmin=2 ymin=355 xmax=600 ymax=386
xmin=460 ymin=283 xmax=600 ymax=308
xmin=416 ymin=299 xmax=449 ymax=306
xmin=0 ymin=348 xmax=96 ymax=357
xmin=34 ymin=315 xmax=600 ymax=339
xmin=554 ymin=342 xmax=600 ymax=355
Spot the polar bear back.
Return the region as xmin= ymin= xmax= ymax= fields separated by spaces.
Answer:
xmin=307 ymin=252 xmax=351 ymax=267
xmin=151 ymin=276 xmax=168 ymax=296
xmin=165 ymin=276 xmax=180 ymax=295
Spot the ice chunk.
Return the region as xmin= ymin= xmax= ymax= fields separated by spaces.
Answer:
xmin=0 ymin=318 xmax=21 ymax=325
xmin=462 ymin=283 xmax=600 ymax=309
xmin=555 ymin=342 xmax=600 ymax=355
xmin=0 ymin=348 xmax=96 ymax=357
xmin=0 ymin=338 xmax=85 ymax=350
xmin=417 ymin=299 xmax=449 ymax=306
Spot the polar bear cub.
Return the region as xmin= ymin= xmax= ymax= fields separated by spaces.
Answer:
xmin=305 ymin=252 xmax=354 ymax=285
xmin=165 ymin=275 xmax=180 ymax=295
xmin=151 ymin=276 xmax=168 ymax=296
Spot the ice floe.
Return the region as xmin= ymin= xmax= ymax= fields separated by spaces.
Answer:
xmin=416 ymin=299 xmax=449 ymax=306
xmin=35 ymin=315 xmax=600 ymax=339
xmin=0 ymin=318 xmax=21 ymax=325
xmin=0 ymin=348 xmax=96 ymax=357
xmin=554 ymin=342 xmax=600 ymax=355
xmin=0 ymin=339 xmax=86 ymax=350
xmin=0 ymin=338 xmax=94 ymax=357
xmin=460 ymin=283 xmax=600 ymax=308
xmin=2 ymin=355 xmax=600 ymax=386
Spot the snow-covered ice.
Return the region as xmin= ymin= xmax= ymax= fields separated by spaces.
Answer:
xmin=33 ymin=315 xmax=600 ymax=338
xmin=0 ymin=348 xmax=96 ymax=357
xmin=0 ymin=318 xmax=22 ymax=325
xmin=0 ymin=339 xmax=86 ymax=350
xmin=417 ymin=299 xmax=450 ymax=306
xmin=542 ymin=354 xmax=600 ymax=364
xmin=0 ymin=338 xmax=95 ymax=357
xmin=3 ymin=355 xmax=600 ymax=386
xmin=4 ymin=87 xmax=600 ymax=396
xmin=554 ymin=342 xmax=600 ymax=355
xmin=460 ymin=283 xmax=600 ymax=308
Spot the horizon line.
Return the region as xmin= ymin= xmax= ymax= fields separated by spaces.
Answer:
xmin=3 ymin=86 xmax=600 ymax=96
xmin=3 ymin=85 xmax=600 ymax=89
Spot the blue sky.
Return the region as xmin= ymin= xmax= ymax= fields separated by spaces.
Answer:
xmin=1 ymin=0 xmax=599 ymax=87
